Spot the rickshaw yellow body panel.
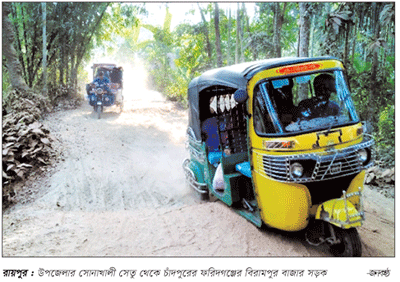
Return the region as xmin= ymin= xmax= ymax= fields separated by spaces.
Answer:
xmin=250 ymin=123 xmax=363 ymax=153
xmin=251 ymin=166 xmax=311 ymax=231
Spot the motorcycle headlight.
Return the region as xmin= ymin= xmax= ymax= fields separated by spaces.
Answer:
xmin=358 ymin=148 xmax=371 ymax=166
xmin=96 ymin=88 xmax=103 ymax=94
xmin=290 ymin=162 xmax=304 ymax=178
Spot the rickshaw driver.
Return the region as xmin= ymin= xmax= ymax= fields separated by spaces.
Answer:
xmin=297 ymin=73 xmax=340 ymax=119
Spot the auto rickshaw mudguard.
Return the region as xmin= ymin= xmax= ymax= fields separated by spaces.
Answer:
xmin=315 ymin=170 xmax=365 ymax=229
xmin=316 ymin=199 xmax=363 ymax=229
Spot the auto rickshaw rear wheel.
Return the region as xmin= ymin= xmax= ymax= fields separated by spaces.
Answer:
xmin=329 ymin=226 xmax=362 ymax=257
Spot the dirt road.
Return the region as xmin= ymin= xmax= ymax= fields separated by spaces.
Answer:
xmin=2 ymin=82 xmax=394 ymax=257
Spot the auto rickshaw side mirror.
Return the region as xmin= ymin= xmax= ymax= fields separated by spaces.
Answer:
xmin=234 ymin=89 xmax=248 ymax=103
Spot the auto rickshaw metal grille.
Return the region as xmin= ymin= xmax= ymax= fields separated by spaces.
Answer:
xmin=312 ymin=151 xmax=360 ymax=181
xmin=257 ymin=154 xmax=289 ymax=181
xmin=255 ymin=139 xmax=374 ymax=183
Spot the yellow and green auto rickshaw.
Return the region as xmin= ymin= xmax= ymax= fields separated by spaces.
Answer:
xmin=183 ymin=57 xmax=374 ymax=256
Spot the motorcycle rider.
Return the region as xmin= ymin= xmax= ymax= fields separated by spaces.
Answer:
xmin=92 ymin=71 xmax=111 ymax=92
xmin=86 ymin=71 xmax=111 ymax=95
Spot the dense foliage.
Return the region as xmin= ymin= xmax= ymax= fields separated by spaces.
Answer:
xmin=134 ymin=3 xmax=395 ymax=166
xmin=2 ymin=2 xmax=395 ymax=172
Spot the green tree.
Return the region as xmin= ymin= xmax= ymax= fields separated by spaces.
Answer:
xmin=214 ymin=3 xmax=222 ymax=67
xmin=2 ymin=2 xmax=30 ymax=92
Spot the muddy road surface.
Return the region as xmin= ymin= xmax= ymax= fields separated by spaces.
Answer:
xmin=3 ymin=86 xmax=394 ymax=257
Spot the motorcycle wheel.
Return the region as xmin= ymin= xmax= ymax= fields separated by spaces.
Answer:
xmin=329 ymin=226 xmax=362 ymax=257
xmin=97 ymin=106 xmax=101 ymax=119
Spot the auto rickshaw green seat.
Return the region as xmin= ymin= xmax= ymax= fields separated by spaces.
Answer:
xmin=221 ymin=152 xmax=248 ymax=174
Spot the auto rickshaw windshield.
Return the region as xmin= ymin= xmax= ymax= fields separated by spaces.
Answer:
xmin=253 ymin=70 xmax=359 ymax=135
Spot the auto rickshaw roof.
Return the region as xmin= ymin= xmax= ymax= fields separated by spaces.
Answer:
xmin=188 ymin=56 xmax=338 ymax=94
xmin=92 ymin=63 xmax=117 ymax=68
xmin=187 ymin=56 xmax=338 ymax=140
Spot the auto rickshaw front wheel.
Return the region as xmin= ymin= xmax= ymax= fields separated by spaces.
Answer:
xmin=328 ymin=226 xmax=362 ymax=257
xmin=96 ymin=106 xmax=102 ymax=119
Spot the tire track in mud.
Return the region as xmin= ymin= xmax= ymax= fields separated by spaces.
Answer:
xmin=35 ymin=98 xmax=194 ymax=216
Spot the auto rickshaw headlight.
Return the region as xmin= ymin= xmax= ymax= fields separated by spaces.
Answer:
xmin=357 ymin=148 xmax=370 ymax=165
xmin=290 ymin=162 xmax=304 ymax=178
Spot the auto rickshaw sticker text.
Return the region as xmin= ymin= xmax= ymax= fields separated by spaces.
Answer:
xmin=276 ymin=63 xmax=322 ymax=75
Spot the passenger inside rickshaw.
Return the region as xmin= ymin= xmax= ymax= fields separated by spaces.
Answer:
xmin=201 ymin=116 xmax=220 ymax=166
xmin=200 ymin=86 xmax=250 ymax=193
xmin=109 ymin=67 xmax=123 ymax=88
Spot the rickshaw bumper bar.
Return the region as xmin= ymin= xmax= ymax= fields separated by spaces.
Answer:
xmin=182 ymin=159 xmax=208 ymax=194
xmin=316 ymin=188 xmax=365 ymax=228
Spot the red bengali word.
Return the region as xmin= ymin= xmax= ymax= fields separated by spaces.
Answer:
xmin=277 ymin=63 xmax=322 ymax=75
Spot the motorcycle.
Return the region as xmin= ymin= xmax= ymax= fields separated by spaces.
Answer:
xmin=87 ymin=63 xmax=124 ymax=119
xmin=88 ymin=82 xmax=116 ymax=119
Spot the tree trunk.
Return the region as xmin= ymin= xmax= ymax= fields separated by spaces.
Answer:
xmin=59 ymin=38 xmax=65 ymax=85
xmin=214 ymin=3 xmax=223 ymax=67
xmin=240 ymin=3 xmax=246 ymax=62
xmin=197 ymin=3 xmax=212 ymax=67
xmin=2 ymin=2 xmax=30 ymax=92
xmin=235 ymin=3 xmax=241 ymax=63
xmin=298 ymin=3 xmax=311 ymax=101
xmin=273 ymin=3 xmax=282 ymax=57
xmin=369 ymin=3 xmax=381 ymax=121
xmin=42 ymin=2 xmax=48 ymax=95
xmin=227 ymin=7 xmax=232 ymax=65
xmin=351 ymin=17 xmax=357 ymax=63
xmin=11 ymin=3 xmax=28 ymax=83
xmin=310 ymin=14 xmax=315 ymax=57
xmin=299 ymin=3 xmax=311 ymax=57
